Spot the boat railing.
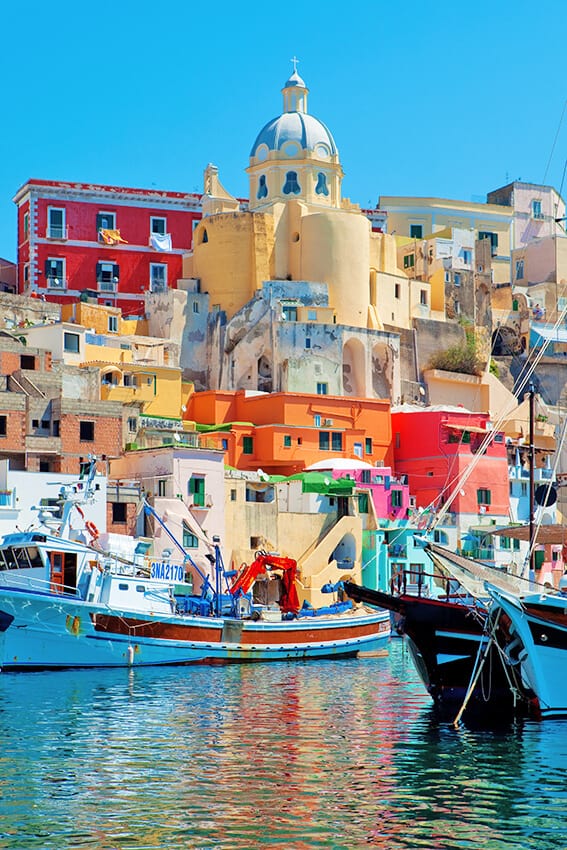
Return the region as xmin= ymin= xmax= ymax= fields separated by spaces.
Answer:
xmin=0 ymin=570 xmax=79 ymax=598
xmin=390 ymin=567 xmax=481 ymax=606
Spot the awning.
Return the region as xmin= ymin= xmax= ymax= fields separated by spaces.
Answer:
xmin=281 ymin=471 xmax=355 ymax=497
xmin=443 ymin=423 xmax=489 ymax=434
xmin=485 ymin=524 xmax=567 ymax=544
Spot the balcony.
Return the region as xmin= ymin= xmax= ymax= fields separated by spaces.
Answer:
xmin=46 ymin=225 xmax=68 ymax=240
xmin=189 ymin=494 xmax=213 ymax=510
xmin=97 ymin=280 xmax=118 ymax=293
xmin=46 ymin=277 xmax=67 ymax=290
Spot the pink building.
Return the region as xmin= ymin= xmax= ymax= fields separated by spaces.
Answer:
xmin=306 ymin=459 xmax=410 ymax=521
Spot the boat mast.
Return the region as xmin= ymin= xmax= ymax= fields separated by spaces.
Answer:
xmin=529 ymin=383 xmax=536 ymax=581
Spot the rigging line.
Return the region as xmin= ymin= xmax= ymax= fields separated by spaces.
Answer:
xmin=543 ymin=99 xmax=567 ymax=185
xmin=431 ymin=307 xmax=567 ymax=526
xmin=558 ymin=157 xmax=567 ymax=202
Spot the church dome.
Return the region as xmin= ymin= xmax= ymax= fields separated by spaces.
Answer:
xmin=250 ymin=112 xmax=337 ymax=158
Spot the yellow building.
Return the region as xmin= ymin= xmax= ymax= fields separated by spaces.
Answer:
xmin=183 ymin=67 xmax=404 ymax=332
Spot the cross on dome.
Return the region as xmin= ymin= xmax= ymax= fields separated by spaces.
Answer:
xmin=290 ymin=55 xmax=299 ymax=73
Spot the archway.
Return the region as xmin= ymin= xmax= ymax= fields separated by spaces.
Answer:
xmin=342 ymin=338 xmax=366 ymax=397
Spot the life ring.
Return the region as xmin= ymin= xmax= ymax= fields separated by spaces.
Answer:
xmin=85 ymin=520 xmax=99 ymax=540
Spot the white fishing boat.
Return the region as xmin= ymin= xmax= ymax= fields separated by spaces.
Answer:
xmin=0 ymin=459 xmax=390 ymax=670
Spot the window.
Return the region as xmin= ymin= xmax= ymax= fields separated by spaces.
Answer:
xmin=307 ymin=309 xmax=317 ymax=321
xmin=314 ymin=415 xmax=321 ymax=427
xmin=64 ymin=332 xmax=80 ymax=353
xmin=331 ymin=432 xmax=343 ymax=451
xmin=513 ymin=538 xmax=520 ymax=551
xmin=365 ymin=437 xmax=373 ymax=455
xmin=45 ymin=258 xmax=65 ymax=289
xmin=0 ymin=415 xmax=6 ymax=436
xmin=354 ymin=442 xmax=363 ymax=458
xmin=462 ymin=249 xmax=472 ymax=264
xmin=281 ymin=305 xmax=298 ymax=321
xmin=454 ymin=299 xmax=461 ymax=315
xmin=97 ymin=212 xmax=116 ymax=235
xmin=395 ymin=283 xmax=400 ymax=299
xmin=403 ymin=254 xmax=415 ymax=269
xmin=48 ymin=207 xmax=65 ymax=239
xmin=243 ymin=436 xmax=254 ymax=455
xmin=96 ymin=262 xmax=119 ymax=291
xmin=477 ymin=488 xmax=491 ymax=505
xmin=79 ymin=421 xmax=95 ymax=442
xmin=108 ymin=316 xmax=118 ymax=333
xmin=221 ymin=438 xmax=228 ymax=450
xmin=150 ymin=263 xmax=167 ymax=292
xmin=358 ymin=493 xmax=369 ymax=513
xmin=316 ymin=382 xmax=328 ymax=395
xmin=305 ymin=338 xmax=311 ymax=349
xmin=315 ymin=172 xmax=329 ymax=196
xmin=257 ymin=175 xmax=268 ymax=200
xmin=516 ymin=259 xmax=524 ymax=280
xmin=150 ymin=217 xmax=166 ymax=235
xmin=157 ymin=479 xmax=166 ymax=497
xmin=230 ymin=489 xmax=237 ymax=501
xmin=410 ymin=224 xmax=423 ymax=239
xmin=454 ymin=273 xmax=461 ymax=286
xmin=361 ymin=470 xmax=371 ymax=484
xmin=532 ymin=199 xmax=543 ymax=219
xmin=283 ymin=171 xmax=301 ymax=195
xmin=127 ymin=417 xmax=137 ymax=433
xmin=183 ymin=525 xmax=199 ymax=548
xmin=500 ymin=536 xmax=511 ymax=550
xmin=23 ymin=212 xmax=29 ymax=239
xmin=478 ymin=231 xmax=498 ymax=255
xmin=283 ymin=435 xmax=292 ymax=447
xmin=53 ymin=420 xmax=60 ymax=437
xmin=112 ymin=503 xmax=127 ymax=523
xmin=23 ymin=264 xmax=29 ymax=285
xmin=319 ymin=431 xmax=330 ymax=450
xmin=391 ymin=490 xmax=403 ymax=507
xmin=189 ymin=476 xmax=205 ymax=507
xmin=420 ymin=290 xmax=427 ymax=306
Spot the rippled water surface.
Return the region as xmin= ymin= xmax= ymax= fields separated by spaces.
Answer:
xmin=1 ymin=640 xmax=567 ymax=849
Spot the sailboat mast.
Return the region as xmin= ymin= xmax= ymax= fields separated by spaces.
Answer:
xmin=529 ymin=384 xmax=536 ymax=579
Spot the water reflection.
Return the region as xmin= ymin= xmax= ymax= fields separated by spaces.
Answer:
xmin=0 ymin=642 xmax=566 ymax=849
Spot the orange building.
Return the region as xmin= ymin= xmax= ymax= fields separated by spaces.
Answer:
xmin=187 ymin=390 xmax=393 ymax=475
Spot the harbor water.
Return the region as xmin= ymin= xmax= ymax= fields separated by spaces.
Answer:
xmin=1 ymin=639 xmax=567 ymax=850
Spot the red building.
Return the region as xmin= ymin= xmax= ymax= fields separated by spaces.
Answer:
xmin=14 ymin=179 xmax=202 ymax=317
xmin=391 ymin=406 xmax=510 ymax=520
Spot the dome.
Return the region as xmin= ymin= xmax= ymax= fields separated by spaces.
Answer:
xmin=250 ymin=112 xmax=338 ymax=158
xmin=284 ymin=69 xmax=306 ymax=88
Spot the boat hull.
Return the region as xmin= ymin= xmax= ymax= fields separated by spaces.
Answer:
xmin=0 ymin=588 xmax=390 ymax=670
xmin=488 ymin=586 xmax=567 ymax=719
xmin=344 ymin=582 xmax=525 ymax=716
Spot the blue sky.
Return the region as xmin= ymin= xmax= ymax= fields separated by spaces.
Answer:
xmin=1 ymin=0 xmax=566 ymax=263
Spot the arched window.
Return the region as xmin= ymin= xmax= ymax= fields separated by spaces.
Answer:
xmin=201 ymin=228 xmax=208 ymax=244
xmin=257 ymin=175 xmax=268 ymax=200
xmin=283 ymin=171 xmax=301 ymax=195
xmin=315 ymin=172 xmax=329 ymax=196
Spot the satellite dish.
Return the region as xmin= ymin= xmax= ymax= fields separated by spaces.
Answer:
xmin=535 ymin=485 xmax=557 ymax=507
xmin=173 ymin=432 xmax=181 ymax=442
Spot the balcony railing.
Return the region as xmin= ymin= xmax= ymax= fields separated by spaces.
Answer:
xmin=46 ymin=277 xmax=67 ymax=290
xmin=46 ymin=225 xmax=68 ymax=240
xmin=97 ymin=280 xmax=117 ymax=293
